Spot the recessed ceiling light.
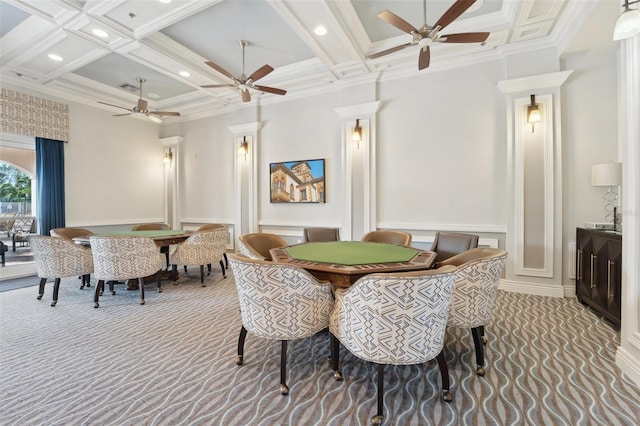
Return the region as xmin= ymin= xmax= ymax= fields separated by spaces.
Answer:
xmin=147 ymin=93 xmax=160 ymax=99
xmin=179 ymin=70 xmax=190 ymax=77
xmin=92 ymin=28 xmax=109 ymax=38
xmin=158 ymin=0 xmax=172 ymax=3
xmin=314 ymin=25 xmax=327 ymax=36
xmin=48 ymin=53 xmax=63 ymax=61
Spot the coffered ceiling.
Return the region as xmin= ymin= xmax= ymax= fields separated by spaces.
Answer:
xmin=0 ymin=0 xmax=618 ymax=123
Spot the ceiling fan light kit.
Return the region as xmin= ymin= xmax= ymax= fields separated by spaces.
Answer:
xmin=98 ymin=77 xmax=181 ymax=122
xmin=613 ymin=0 xmax=640 ymax=40
xmin=368 ymin=0 xmax=489 ymax=70
xmin=201 ymin=40 xmax=287 ymax=103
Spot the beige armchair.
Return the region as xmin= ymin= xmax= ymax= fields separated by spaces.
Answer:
xmin=303 ymin=227 xmax=340 ymax=242
xmin=238 ymin=232 xmax=287 ymax=261
xmin=132 ymin=223 xmax=171 ymax=268
xmin=329 ymin=266 xmax=457 ymax=425
xmin=28 ymin=235 xmax=93 ymax=306
xmin=228 ymin=254 xmax=334 ymax=395
xmin=170 ymin=229 xmax=227 ymax=285
xmin=439 ymin=247 xmax=508 ymax=376
xmin=89 ymin=235 xmax=164 ymax=308
xmin=196 ymin=224 xmax=228 ymax=269
xmin=50 ymin=227 xmax=94 ymax=240
xmin=430 ymin=231 xmax=479 ymax=265
xmin=361 ymin=230 xmax=412 ymax=246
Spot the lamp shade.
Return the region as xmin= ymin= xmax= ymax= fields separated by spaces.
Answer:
xmin=613 ymin=8 xmax=640 ymax=40
xmin=591 ymin=163 xmax=622 ymax=187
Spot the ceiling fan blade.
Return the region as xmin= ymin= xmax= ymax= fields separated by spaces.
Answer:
xmin=205 ymin=60 xmax=239 ymax=82
xmin=113 ymin=113 xmax=132 ymax=117
xmin=378 ymin=10 xmax=419 ymax=35
xmin=149 ymin=111 xmax=180 ymax=117
xmin=440 ymin=32 xmax=489 ymax=43
xmin=248 ymin=65 xmax=274 ymax=82
xmin=241 ymin=89 xmax=251 ymax=103
xmin=201 ymin=84 xmax=236 ymax=88
xmin=253 ymin=85 xmax=287 ymax=96
xmin=434 ymin=0 xmax=477 ymax=31
xmin=418 ymin=46 xmax=430 ymax=70
xmin=98 ymin=101 xmax=131 ymax=112
xmin=138 ymin=98 xmax=148 ymax=110
xmin=367 ymin=42 xmax=413 ymax=59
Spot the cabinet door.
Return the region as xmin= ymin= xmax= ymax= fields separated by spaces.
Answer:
xmin=590 ymin=237 xmax=610 ymax=309
xmin=576 ymin=230 xmax=594 ymax=302
xmin=606 ymin=239 xmax=622 ymax=320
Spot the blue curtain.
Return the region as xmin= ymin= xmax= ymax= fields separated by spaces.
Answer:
xmin=35 ymin=137 xmax=65 ymax=235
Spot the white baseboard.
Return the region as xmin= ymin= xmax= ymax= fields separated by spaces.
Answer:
xmin=616 ymin=347 xmax=640 ymax=388
xmin=499 ymin=279 xmax=565 ymax=298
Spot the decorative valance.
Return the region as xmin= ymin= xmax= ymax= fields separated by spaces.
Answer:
xmin=0 ymin=88 xmax=69 ymax=142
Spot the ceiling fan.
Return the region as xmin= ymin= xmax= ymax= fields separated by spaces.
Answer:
xmin=98 ymin=78 xmax=180 ymax=123
xmin=201 ymin=40 xmax=287 ymax=103
xmin=368 ymin=0 xmax=490 ymax=70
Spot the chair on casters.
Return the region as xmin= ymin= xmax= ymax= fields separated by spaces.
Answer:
xmin=28 ymin=235 xmax=93 ymax=306
xmin=361 ymin=230 xmax=412 ymax=246
xmin=228 ymin=253 xmax=334 ymax=395
xmin=430 ymin=232 xmax=479 ymax=266
xmin=303 ymin=227 xmax=340 ymax=242
xmin=438 ymin=248 xmax=508 ymax=376
xmin=170 ymin=229 xmax=227 ymax=286
xmin=329 ymin=266 xmax=458 ymax=425
xmin=238 ymin=233 xmax=287 ymax=261
xmin=196 ymin=224 xmax=228 ymax=270
xmin=131 ymin=223 xmax=171 ymax=269
xmin=51 ymin=227 xmax=95 ymax=287
xmin=90 ymin=236 xmax=164 ymax=308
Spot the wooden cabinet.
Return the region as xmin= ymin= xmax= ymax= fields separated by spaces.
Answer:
xmin=576 ymin=228 xmax=622 ymax=327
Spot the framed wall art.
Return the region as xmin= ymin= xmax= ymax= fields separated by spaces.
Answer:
xmin=270 ymin=159 xmax=325 ymax=203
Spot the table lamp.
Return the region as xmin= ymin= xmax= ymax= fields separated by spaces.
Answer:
xmin=591 ymin=162 xmax=622 ymax=222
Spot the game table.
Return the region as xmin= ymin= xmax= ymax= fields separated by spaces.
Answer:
xmin=270 ymin=241 xmax=436 ymax=288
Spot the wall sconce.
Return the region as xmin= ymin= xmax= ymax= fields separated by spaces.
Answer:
xmin=352 ymin=119 xmax=362 ymax=148
xmin=527 ymin=94 xmax=541 ymax=133
xmin=163 ymin=148 xmax=173 ymax=166
xmin=239 ymin=136 xmax=248 ymax=161
xmin=613 ymin=0 xmax=640 ymax=40
xmin=591 ymin=162 xmax=622 ymax=222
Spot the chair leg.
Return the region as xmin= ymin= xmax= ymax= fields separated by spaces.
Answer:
xmin=37 ymin=277 xmax=46 ymax=300
xmin=472 ymin=326 xmax=485 ymax=376
xmin=372 ymin=363 xmax=385 ymax=425
xmin=138 ymin=277 xmax=145 ymax=305
xmin=108 ymin=280 xmax=115 ymax=295
xmin=436 ymin=350 xmax=453 ymax=402
xmin=224 ymin=252 xmax=229 ymax=269
xmin=200 ymin=265 xmax=205 ymax=286
xmin=184 ymin=265 xmax=188 ymax=273
xmin=51 ymin=278 xmax=61 ymax=307
xmin=236 ymin=326 xmax=248 ymax=365
xmin=280 ymin=340 xmax=289 ymax=395
xmin=480 ymin=325 xmax=487 ymax=344
xmin=172 ymin=265 xmax=178 ymax=282
xmin=219 ymin=260 xmax=226 ymax=278
xmin=207 ymin=263 xmax=212 ymax=275
xmin=330 ymin=333 xmax=343 ymax=380
xmin=94 ymin=280 xmax=104 ymax=308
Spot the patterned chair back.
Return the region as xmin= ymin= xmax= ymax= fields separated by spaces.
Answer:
xmin=361 ymin=230 xmax=412 ymax=246
xmin=89 ymin=236 xmax=164 ymax=281
xmin=170 ymin=229 xmax=227 ymax=266
xmin=29 ymin=235 xmax=93 ymax=279
xmin=330 ymin=265 xmax=457 ymax=365
xmin=228 ymin=254 xmax=334 ymax=340
xmin=440 ymin=248 xmax=508 ymax=328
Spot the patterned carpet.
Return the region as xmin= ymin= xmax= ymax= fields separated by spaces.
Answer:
xmin=1 ymin=271 xmax=638 ymax=426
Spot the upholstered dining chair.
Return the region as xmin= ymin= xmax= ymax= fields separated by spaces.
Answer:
xmin=228 ymin=253 xmax=334 ymax=395
xmin=50 ymin=227 xmax=94 ymax=240
xmin=329 ymin=266 xmax=457 ymax=425
xmin=302 ymin=227 xmax=340 ymax=242
xmin=438 ymin=248 xmax=508 ymax=376
xmin=28 ymin=235 xmax=93 ymax=306
xmin=131 ymin=223 xmax=171 ymax=268
xmin=170 ymin=229 xmax=227 ymax=285
xmin=238 ymin=232 xmax=287 ymax=261
xmin=430 ymin=231 xmax=479 ymax=265
xmin=196 ymin=223 xmax=228 ymax=269
xmin=89 ymin=235 xmax=164 ymax=308
xmin=361 ymin=230 xmax=412 ymax=246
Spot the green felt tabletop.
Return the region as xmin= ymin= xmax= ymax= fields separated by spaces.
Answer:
xmin=285 ymin=241 xmax=418 ymax=266
xmin=100 ymin=230 xmax=186 ymax=238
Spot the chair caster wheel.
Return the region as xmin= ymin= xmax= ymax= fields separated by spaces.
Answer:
xmin=140 ymin=300 xmax=145 ymax=305
xmin=94 ymin=303 xmax=99 ymax=308
xmin=80 ymin=285 xmax=85 ymax=290
xmin=236 ymin=355 xmax=243 ymax=365
xmin=280 ymin=384 xmax=289 ymax=395
xmin=476 ymin=366 xmax=485 ymax=376
xmin=333 ymin=370 xmax=343 ymax=381
xmin=442 ymin=390 xmax=453 ymax=402
xmin=482 ymin=336 xmax=487 ymax=345
xmin=99 ymin=291 xmax=103 ymax=296
xmin=111 ymin=291 xmax=116 ymax=296
xmin=50 ymin=301 xmax=57 ymax=307
xmin=86 ymin=283 xmax=91 ymax=288
xmin=372 ymin=414 xmax=384 ymax=425
xmin=202 ymin=284 xmax=206 ymax=287
xmin=37 ymin=294 xmax=43 ymax=300
xmin=158 ymin=288 xmax=162 ymax=293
